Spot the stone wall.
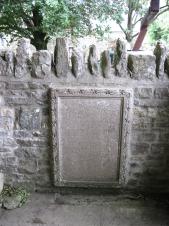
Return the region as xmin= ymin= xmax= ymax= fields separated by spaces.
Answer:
xmin=0 ymin=38 xmax=169 ymax=193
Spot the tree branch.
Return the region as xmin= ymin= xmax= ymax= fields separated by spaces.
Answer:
xmin=132 ymin=32 xmax=139 ymax=39
xmin=117 ymin=23 xmax=127 ymax=36
xmin=153 ymin=7 xmax=169 ymax=21
xmin=133 ymin=17 xmax=143 ymax=27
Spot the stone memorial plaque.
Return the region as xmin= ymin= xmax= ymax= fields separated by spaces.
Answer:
xmin=50 ymin=88 xmax=132 ymax=187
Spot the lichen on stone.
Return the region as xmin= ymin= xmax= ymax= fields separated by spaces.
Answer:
xmin=0 ymin=185 xmax=30 ymax=210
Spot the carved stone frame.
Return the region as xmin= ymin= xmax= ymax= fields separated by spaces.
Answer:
xmin=50 ymin=87 xmax=133 ymax=187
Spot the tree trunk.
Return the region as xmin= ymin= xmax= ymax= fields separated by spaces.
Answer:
xmin=30 ymin=2 xmax=49 ymax=50
xmin=31 ymin=31 xmax=49 ymax=50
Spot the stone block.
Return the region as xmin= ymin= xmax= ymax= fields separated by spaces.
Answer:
xmin=164 ymin=54 xmax=169 ymax=76
xmin=0 ymin=96 xmax=5 ymax=106
xmin=32 ymin=50 xmax=51 ymax=78
xmin=154 ymin=42 xmax=167 ymax=78
xmin=113 ymin=38 xmax=127 ymax=77
xmin=100 ymin=50 xmax=111 ymax=78
xmin=0 ymin=172 xmax=4 ymax=194
xmin=131 ymin=143 xmax=150 ymax=155
xmin=127 ymin=51 xmax=156 ymax=80
xmin=154 ymin=88 xmax=169 ymax=99
xmin=6 ymin=82 xmax=29 ymax=90
xmin=159 ymin=132 xmax=169 ymax=142
xmin=0 ymin=107 xmax=15 ymax=118
xmin=71 ymin=49 xmax=85 ymax=78
xmin=0 ymin=117 xmax=14 ymax=131
xmin=0 ymin=50 xmax=14 ymax=77
xmin=54 ymin=38 xmax=69 ymax=77
xmin=19 ymin=108 xmax=41 ymax=130
xmin=15 ymin=38 xmax=31 ymax=78
xmin=134 ymin=88 xmax=153 ymax=99
xmin=132 ymin=132 xmax=156 ymax=143
xmin=88 ymin=45 xmax=99 ymax=76
xmin=151 ymin=144 xmax=169 ymax=155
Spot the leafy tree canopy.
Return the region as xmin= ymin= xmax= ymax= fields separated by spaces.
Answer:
xmin=0 ymin=0 xmax=124 ymax=50
xmin=148 ymin=11 xmax=169 ymax=44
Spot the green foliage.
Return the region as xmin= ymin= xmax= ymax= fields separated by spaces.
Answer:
xmin=148 ymin=12 xmax=169 ymax=45
xmin=0 ymin=0 xmax=124 ymax=49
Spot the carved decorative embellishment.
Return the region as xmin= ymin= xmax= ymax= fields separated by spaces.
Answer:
xmin=50 ymin=87 xmax=133 ymax=187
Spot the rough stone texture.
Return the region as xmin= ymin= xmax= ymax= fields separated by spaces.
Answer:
xmin=128 ymin=51 xmax=156 ymax=80
xmin=0 ymin=173 xmax=4 ymax=193
xmin=0 ymin=38 xmax=169 ymax=193
xmin=71 ymin=49 xmax=84 ymax=78
xmin=19 ymin=108 xmax=41 ymax=130
xmin=54 ymin=38 xmax=69 ymax=77
xmin=164 ymin=54 xmax=169 ymax=77
xmin=113 ymin=38 xmax=127 ymax=77
xmin=154 ymin=42 xmax=167 ymax=78
xmin=0 ymin=97 xmax=17 ymax=185
xmin=51 ymin=88 xmax=132 ymax=187
xmin=88 ymin=45 xmax=99 ymax=76
xmin=2 ymin=194 xmax=23 ymax=210
xmin=15 ymin=38 xmax=31 ymax=78
xmin=0 ymin=51 xmax=14 ymax=77
xmin=31 ymin=50 xmax=51 ymax=78
xmin=100 ymin=50 xmax=111 ymax=78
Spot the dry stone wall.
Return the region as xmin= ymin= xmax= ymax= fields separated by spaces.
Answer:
xmin=0 ymin=37 xmax=169 ymax=193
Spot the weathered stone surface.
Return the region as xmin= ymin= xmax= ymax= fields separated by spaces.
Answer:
xmin=0 ymin=96 xmax=5 ymax=106
xmin=1 ymin=38 xmax=169 ymax=192
xmin=131 ymin=143 xmax=150 ymax=155
xmin=0 ymin=107 xmax=15 ymax=131
xmin=31 ymin=50 xmax=51 ymax=78
xmin=5 ymin=50 xmax=15 ymax=76
xmin=134 ymin=88 xmax=153 ymax=99
xmin=3 ymin=195 xmax=23 ymax=210
xmin=128 ymin=51 xmax=156 ymax=80
xmin=164 ymin=54 xmax=169 ymax=77
xmin=0 ymin=52 xmax=6 ymax=76
xmin=19 ymin=108 xmax=41 ymax=130
xmin=0 ymin=173 xmax=4 ymax=194
xmin=154 ymin=88 xmax=169 ymax=98
xmin=154 ymin=42 xmax=167 ymax=78
xmin=100 ymin=50 xmax=111 ymax=78
xmin=88 ymin=45 xmax=99 ymax=76
xmin=51 ymin=88 xmax=132 ymax=186
xmin=113 ymin=38 xmax=127 ymax=77
xmin=71 ymin=49 xmax=84 ymax=78
xmin=54 ymin=38 xmax=69 ymax=77
xmin=0 ymin=50 xmax=14 ymax=77
xmin=15 ymin=38 xmax=31 ymax=78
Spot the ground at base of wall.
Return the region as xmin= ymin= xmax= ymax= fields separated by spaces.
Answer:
xmin=0 ymin=193 xmax=169 ymax=226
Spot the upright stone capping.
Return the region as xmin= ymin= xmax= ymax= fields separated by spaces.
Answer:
xmin=15 ymin=38 xmax=31 ymax=78
xmin=154 ymin=41 xmax=167 ymax=78
xmin=113 ymin=38 xmax=127 ymax=77
xmin=31 ymin=50 xmax=51 ymax=78
xmin=0 ymin=50 xmax=14 ymax=77
xmin=5 ymin=50 xmax=15 ymax=77
xmin=100 ymin=50 xmax=111 ymax=78
xmin=127 ymin=51 xmax=156 ymax=80
xmin=88 ymin=45 xmax=99 ymax=76
xmin=54 ymin=38 xmax=69 ymax=77
xmin=164 ymin=54 xmax=169 ymax=77
xmin=71 ymin=48 xmax=85 ymax=78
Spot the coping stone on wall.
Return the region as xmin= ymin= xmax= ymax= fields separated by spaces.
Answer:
xmin=15 ymin=38 xmax=31 ymax=78
xmin=54 ymin=38 xmax=69 ymax=78
xmin=31 ymin=50 xmax=52 ymax=79
xmin=127 ymin=51 xmax=156 ymax=80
